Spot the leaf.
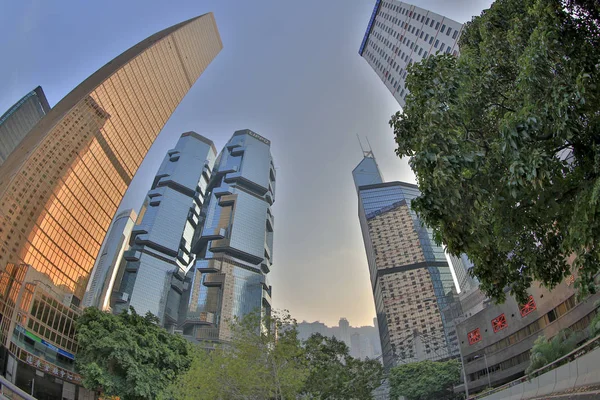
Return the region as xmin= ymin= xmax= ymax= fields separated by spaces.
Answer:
xmin=390 ymin=0 xmax=600 ymax=303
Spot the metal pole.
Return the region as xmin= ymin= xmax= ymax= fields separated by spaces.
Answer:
xmin=30 ymin=377 xmax=34 ymax=396
xmin=484 ymin=353 xmax=491 ymax=389
xmin=458 ymin=347 xmax=469 ymax=398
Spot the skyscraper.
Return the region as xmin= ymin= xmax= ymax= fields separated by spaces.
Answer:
xmin=339 ymin=317 xmax=351 ymax=347
xmin=0 ymin=13 xmax=221 ymax=394
xmin=82 ymin=208 xmax=137 ymax=310
xmin=353 ymin=150 xmax=459 ymax=369
xmin=113 ymin=132 xmax=217 ymax=325
xmin=359 ymin=1 xmax=463 ymax=107
xmin=0 ymin=86 xmax=50 ymax=166
xmin=181 ymin=129 xmax=276 ymax=342
xmin=448 ymin=253 xmax=479 ymax=294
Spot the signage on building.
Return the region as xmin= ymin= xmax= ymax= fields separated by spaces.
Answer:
xmin=15 ymin=324 xmax=75 ymax=360
xmin=566 ymin=275 xmax=575 ymax=286
xmin=19 ymin=348 xmax=82 ymax=384
xmin=247 ymin=130 xmax=270 ymax=145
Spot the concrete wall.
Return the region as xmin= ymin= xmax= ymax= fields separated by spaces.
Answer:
xmin=458 ymin=277 xmax=600 ymax=392
xmin=478 ymin=345 xmax=600 ymax=400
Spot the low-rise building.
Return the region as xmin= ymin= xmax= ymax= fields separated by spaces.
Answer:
xmin=456 ymin=275 xmax=600 ymax=394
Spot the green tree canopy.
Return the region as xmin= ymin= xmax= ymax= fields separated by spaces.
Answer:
xmin=389 ymin=359 xmax=461 ymax=400
xmin=588 ymin=302 xmax=600 ymax=338
xmin=75 ymin=307 xmax=192 ymax=400
xmin=390 ymin=0 xmax=600 ymax=303
xmin=168 ymin=310 xmax=307 ymax=400
xmin=302 ymin=333 xmax=384 ymax=399
xmin=526 ymin=329 xmax=582 ymax=374
xmin=168 ymin=315 xmax=383 ymax=400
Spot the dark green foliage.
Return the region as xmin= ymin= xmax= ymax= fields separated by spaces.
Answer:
xmin=588 ymin=303 xmax=600 ymax=338
xmin=526 ymin=329 xmax=582 ymax=374
xmin=389 ymin=359 xmax=461 ymax=400
xmin=390 ymin=0 xmax=600 ymax=304
xmin=302 ymin=333 xmax=384 ymax=399
xmin=75 ymin=307 xmax=192 ymax=400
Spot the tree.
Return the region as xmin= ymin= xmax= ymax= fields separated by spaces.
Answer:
xmin=75 ymin=307 xmax=192 ymax=400
xmin=168 ymin=310 xmax=308 ymax=400
xmin=302 ymin=333 xmax=384 ymax=399
xmin=526 ymin=329 xmax=581 ymax=374
xmin=389 ymin=0 xmax=600 ymax=304
xmin=389 ymin=359 xmax=461 ymax=400
xmin=588 ymin=302 xmax=600 ymax=338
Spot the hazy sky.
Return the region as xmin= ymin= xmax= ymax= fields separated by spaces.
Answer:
xmin=1 ymin=0 xmax=493 ymax=327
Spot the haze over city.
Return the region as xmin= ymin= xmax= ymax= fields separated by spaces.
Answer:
xmin=2 ymin=0 xmax=600 ymax=398
xmin=1 ymin=0 xmax=493 ymax=328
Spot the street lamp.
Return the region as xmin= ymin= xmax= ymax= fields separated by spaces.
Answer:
xmin=458 ymin=345 xmax=469 ymax=398
xmin=473 ymin=353 xmax=491 ymax=389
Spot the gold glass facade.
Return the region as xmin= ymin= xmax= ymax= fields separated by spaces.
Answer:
xmin=0 ymin=13 xmax=222 ymax=309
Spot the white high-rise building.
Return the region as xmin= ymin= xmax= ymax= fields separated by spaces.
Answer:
xmin=82 ymin=209 xmax=137 ymax=310
xmin=359 ymin=0 xmax=464 ymax=107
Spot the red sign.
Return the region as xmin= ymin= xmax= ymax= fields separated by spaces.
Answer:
xmin=467 ymin=328 xmax=481 ymax=345
xmin=520 ymin=296 xmax=537 ymax=318
xmin=492 ymin=314 xmax=508 ymax=333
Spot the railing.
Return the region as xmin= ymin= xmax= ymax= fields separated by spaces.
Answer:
xmin=0 ymin=375 xmax=36 ymax=400
xmin=468 ymin=335 xmax=600 ymax=399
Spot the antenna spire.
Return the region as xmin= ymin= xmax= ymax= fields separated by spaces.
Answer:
xmin=356 ymin=134 xmax=365 ymax=154
xmin=357 ymin=135 xmax=375 ymax=159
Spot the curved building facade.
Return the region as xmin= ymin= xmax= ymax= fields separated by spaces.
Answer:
xmin=0 ymin=13 xmax=221 ymax=396
xmin=0 ymin=13 xmax=222 ymax=302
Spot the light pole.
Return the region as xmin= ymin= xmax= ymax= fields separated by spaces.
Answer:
xmin=458 ymin=345 xmax=469 ymax=398
xmin=474 ymin=353 xmax=491 ymax=389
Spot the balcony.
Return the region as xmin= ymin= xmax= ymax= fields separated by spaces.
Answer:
xmin=203 ymin=273 xmax=224 ymax=287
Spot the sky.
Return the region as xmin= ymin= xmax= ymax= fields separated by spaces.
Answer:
xmin=0 ymin=0 xmax=493 ymax=327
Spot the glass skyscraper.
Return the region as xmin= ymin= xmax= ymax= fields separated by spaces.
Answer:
xmin=0 ymin=86 xmax=50 ymax=166
xmin=82 ymin=208 xmax=137 ymax=310
xmin=0 ymin=13 xmax=221 ymax=395
xmin=353 ymin=151 xmax=459 ymax=369
xmin=181 ymin=129 xmax=276 ymax=342
xmin=113 ymin=132 xmax=217 ymax=326
xmin=448 ymin=253 xmax=479 ymax=294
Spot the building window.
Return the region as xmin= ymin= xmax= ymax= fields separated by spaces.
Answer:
xmin=453 ymin=31 xmax=459 ymax=39
xmin=447 ymin=28 xmax=452 ymax=36
xmin=520 ymin=296 xmax=537 ymax=317
xmin=547 ymin=309 xmax=557 ymax=323
xmin=436 ymin=22 xmax=440 ymax=30
xmin=434 ymin=39 xmax=439 ymax=48
xmin=492 ymin=314 xmax=508 ymax=333
xmin=468 ymin=328 xmax=481 ymax=345
xmin=441 ymin=24 xmax=446 ymax=33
